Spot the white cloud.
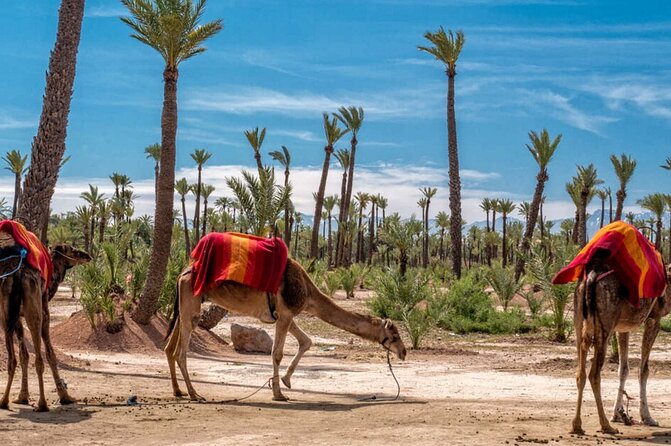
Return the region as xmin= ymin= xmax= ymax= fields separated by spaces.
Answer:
xmin=0 ymin=114 xmax=36 ymax=130
xmin=523 ymin=90 xmax=617 ymax=134
xmin=582 ymin=81 xmax=671 ymax=121
xmin=273 ymin=129 xmax=321 ymax=142
xmin=86 ymin=6 xmax=126 ymax=18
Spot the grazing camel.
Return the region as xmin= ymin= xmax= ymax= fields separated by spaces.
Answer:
xmin=571 ymin=258 xmax=671 ymax=435
xmin=0 ymin=244 xmax=91 ymax=412
xmin=165 ymin=258 xmax=407 ymax=401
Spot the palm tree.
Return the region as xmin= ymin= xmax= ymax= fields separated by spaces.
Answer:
xmin=269 ymin=145 xmax=292 ymax=245
xmin=605 ymin=186 xmax=613 ymax=223
xmin=354 ymin=192 xmax=369 ymax=263
xmin=435 ymin=211 xmax=449 ymax=260
xmin=420 ymin=187 xmax=437 ymax=268
xmin=17 ymin=0 xmax=85 ymax=238
xmin=226 ymin=168 xmax=291 ymax=236
xmin=122 ymin=0 xmax=222 ymax=324
xmin=200 ymin=183 xmax=215 ymax=236
xmin=480 ymin=198 xmax=492 ymax=232
xmin=214 ymin=196 xmax=233 ymax=232
xmin=661 ymin=157 xmax=671 ymax=171
xmin=575 ymin=164 xmax=603 ymax=247
xmin=596 ymin=189 xmax=609 ymax=229
xmin=323 ymin=195 xmax=338 ymax=266
xmin=334 ymin=106 xmax=364 ymax=265
xmin=419 ymin=27 xmax=465 ymax=277
xmin=310 ymin=113 xmax=349 ymax=258
xmin=380 ymin=215 xmax=422 ymax=277
xmin=333 ymin=148 xmax=351 ymax=267
xmin=293 ymin=211 xmax=303 ymax=257
xmin=75 ymin=205 xmax=92 ymax=251
xmin=566 ymin=179 xmax=581 ymax=244
xmin=97 ymin=200 xmax=111 ymax=245
xmin=610 ymin=153 xmax=637 ymax=221
xmin=80 ymin=184 xmax=105 ymax=252
xmin=514 ymin=129 xmax=562 ymax=281
xmin=144 ymin=143 xmax=161 ymax=198
xmin=190 ymin=148 xmax=212 ymax=243
xmin=498 ymin=199 xmax=515 ymax=267
xmin=664 ymin=195 xmax=671 ymax=263
xmin=3 ymin=149 xmax=28 ymax=218
xmin=245 ymin=127 xmax=266 ymax=172
xmin=110 ymin=172 xmax=123 ymax=199
xmin=638 ymin=193 xmax=666 ymax=250
xmin=518 ymin=201 xmax=531 ymax=227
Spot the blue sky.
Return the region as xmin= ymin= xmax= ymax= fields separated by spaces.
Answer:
xmin=1 ymin=0 xmax=670 ymax=221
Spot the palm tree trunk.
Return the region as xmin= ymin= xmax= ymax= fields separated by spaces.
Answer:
xmin=133 ymin=66 xmax=178 ymax=325
xmin=327 ymin=212 xmax=333 ymax=266
xmin=367 ymin=206 xmax=375 ymax=266
xmin=578 ymin=191 xmax=588 ymax=247
xmin=11 ymin=173 xmax=21 ymax=219
xmin=502 ymin=214 xmax=508 ymax=267
xmin=655 ymin=218 xmax=662 ymax=250
xmin=154 ymin=161 xmax=159 ymax=200
xmin=447 ymin=73 xmax=461 ymax=277
xmin=310 ymin=147 xmax=332 ymax=258
xmin=17 ymin=0 xmax=85 ymax=237
xmin=600 ymin=199 xmax=605 ymax=228
xmin=615 ymin=188 xmax=625 ymax=221
xmin=193 ymin=166 xmax=202 ymax=243
xmin=609 ymin=193 xmax=613 ymax=223
xmin=283 ymin=169 xmax=291 ymax=246
xmin=335 ymin=172 xmax=347 ymax=267
xmin=340 ymin=135 xmax=357 ymax=265
xmin=294 ymin=221 xmax=299 ymax=257
xmin=202 ymin=199 xmax=208 ymax=236
xmin=514 ymin=171 xmax=547 ymax=281
xmin=439 ymin=228 xmax=445 ymax=260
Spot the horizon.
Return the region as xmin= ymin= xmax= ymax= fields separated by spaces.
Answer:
xmin=1 ymin=1 xmax=670 ymax=223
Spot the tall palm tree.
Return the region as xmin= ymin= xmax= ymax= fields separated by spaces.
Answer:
xmin=367 ymin=194 xmax=380 ymax=265
xmin=75 ymin=205 xmax=91 ymax=252
xmin=269 ymin=145 xmax=292 ymax=245
xmin=17 ymin=0 xmax=85 ymax=238
xmin=110 ymin=172 xmax=123 ymax=199
xmin=566 ymin=179 xmax=581 ymax=244
xmin=605 ymin=186 xmax=613 ymax=223
xmin=245 ymin=127 xmax=266 ymax=172
xmin=435 ymin=211 xmax=449 ymax=260
xmin=334 ymin=106 xmax=364 ymax=264
xmin=518 ymin=201 xmax=531 ymax=227
xmin=419 ymin=27 xmax=465 ymax=277
xmin=190 ymin=148 xmax=212 ymax=243
xmin=514 ymin=129 xmax=562 ymax=281
xmin=97 ymin=200 xmax=111 ymax=245
xmin=144 ymin=143 xmax=161 ymax=198
xmin=638 ymin=193 xmax=666 ymax=250
xmin=3 ymin=149 xmax=28 ymax=218
xmin=664 ymin=195 xmax=671 ymax=263
xmin=354 ymin=192 xmax=369 ymax=263
xmin=122 ymin=0 xmax=222 ymax=324
xmin=333 ymin=148 xmax=350 ymax=266
xmin=498 ymin=199 xmax=515 ymax=267
xmin=661 ymin=157 xmax=671 ymax=171
xmin=323 ymin=195 xmax=338 ymax=266
xmin=420 ymin=187 xmax=437 ymax=268
xmin=596 ymin=188 xmax=609 ymax=229
xmin=610 ymin=153 xmax=637 ymax=221
xmin=310 ymin=113 xmax=349 ymax=258
xmin=200 ymin=183 xmax=215 ymax=236
xmin=480 ymin=198 xmax=492 ymax=232
xmin=575 ymin=164 xmax=603 ymax=247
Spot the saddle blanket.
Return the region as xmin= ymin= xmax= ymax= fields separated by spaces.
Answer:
xmin=552 ymin=221 xmax=666 ymax=306
xmin=0 ymin=220 xmax=52 ymax=292
xmin=190 ymin=232 xmax=288 ymax=297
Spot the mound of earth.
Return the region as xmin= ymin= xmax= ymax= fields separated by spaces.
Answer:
xmin=51 ymin=310 xmax=229 ymax=356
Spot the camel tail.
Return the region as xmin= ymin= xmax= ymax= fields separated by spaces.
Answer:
xmin=7 ymin=270 xmax=23 ymax=336
xmin=165 ymin=284 xmax=180 ymax=341
xmin=583 ymin=269 xmax=598 ymax=320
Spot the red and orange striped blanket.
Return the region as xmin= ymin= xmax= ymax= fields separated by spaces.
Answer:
xmin=190 ymin=232 xmax=288 ymax=297
xmin=552 ymin=221 xmax=666 ymax=306
xmin=0 ymin=220 xmax=52 ymax=292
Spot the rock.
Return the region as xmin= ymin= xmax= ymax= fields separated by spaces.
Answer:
xmin=230 ymin=323 xmax=272 ymax=354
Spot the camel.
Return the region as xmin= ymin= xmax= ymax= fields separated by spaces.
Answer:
xmin=0 ymin=244 xmax=91 ymax=412
xmin=165 ymin=258 xmax=407 ymax=401
xmin=571 ymin=257 xmax=671 ymax=435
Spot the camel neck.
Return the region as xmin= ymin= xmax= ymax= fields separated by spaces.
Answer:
xmin=48 ymin=258 xmax=68 ymax=301
xmin=305 ymin=279 xmax=383 ymax=344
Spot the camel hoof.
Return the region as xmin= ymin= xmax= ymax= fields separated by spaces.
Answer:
xmin=0 ymin=401 xmax=9 ymax=410
xmin=600 ymin=425 xmax=619 ymax=435
xmin=189 ymin=394 xmax=206 ymax=403
xmin=272 ymin=394 xmax=289 ymax=402
xmin=34 ymin=404 xmax=49 ymax=413
xmin=642 ymin=417 xmax=659 ymax=427
xmin=174 ymin=389 xmax=184 ymax=398
xmin=281 ymin=376 xmax=292 ymax=389
xmin=570 ymin=427 xmax=585 ymax=436
xmin=59 ymin=395 xmax=76 ymax=405
xmin=13 ymin=396 xmax=29 ymax=405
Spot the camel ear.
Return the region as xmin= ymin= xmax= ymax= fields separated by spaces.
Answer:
xmin=282 ymin=260 xmax=309 ymax=310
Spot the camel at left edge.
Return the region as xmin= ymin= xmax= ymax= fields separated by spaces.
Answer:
xmin=0 ymin=232 xmax=91 ymax=412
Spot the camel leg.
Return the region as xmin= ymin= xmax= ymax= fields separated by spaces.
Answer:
xmin=0 ymin=328 xmax=17 ymax=410
xmin=571 ymin=335 xmax=591 ymax=435
xmin=174 ymin=282 xmax=204 ymax=402
xmin=164 ymin=315 xmax=184 ymax=397
xmin=611 ymin=332 xmax=629 ymax=422
xmin=281 ymin=321 xmax=312 ymax=389
xmin=639 ymin=317 xmax=661 ymax=426
xmin=13 ymin=322 xmax=30 ymax=405
xmin=22 ymin=286 xmax=47 ymax=412
xmin=271 ymin=317 xmax=291 ymax=401
xmin=41 ymin=301 xmax=75 ymax=405
xmin=589 ymin=331 xmax=618 ymax=434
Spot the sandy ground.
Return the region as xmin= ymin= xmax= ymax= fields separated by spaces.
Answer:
xmin=3 ymin=289 xmax=671 ymax=445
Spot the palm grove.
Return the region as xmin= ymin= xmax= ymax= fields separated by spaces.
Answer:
xmin=7 ymin=0 xmax=671 ymax=348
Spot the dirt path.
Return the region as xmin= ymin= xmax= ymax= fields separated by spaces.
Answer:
xmin=3 ymin=290 xmax=671 ymax=445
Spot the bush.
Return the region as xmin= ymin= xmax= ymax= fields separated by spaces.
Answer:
xmin=78 ymin=262 xmax=107 ymax=328
xmin=158 ymin=247 xmax=187 ymax=318
xmin=321 ymin=271 xmax=341 ymax=298
xmin=486 ymin=266 xmax=522 ymax=312
xmin=368 ymin=269 xmax=430 ymax=320
xmin=339 ymin=268 xmax=357 ymax=298
xmin=521 ymin=289 xmax=545 ymax=320
xmin=402 ymin=306 xmax=433 ymax=349
xmin=661 ymin=316 xmax=671 ymax=333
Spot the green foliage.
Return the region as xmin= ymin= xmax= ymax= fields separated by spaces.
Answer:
xmin=129 ymin=253 xmax=149 ymax=301
xmin=339 ymin=268 xmax=357 ymax=298
xmin=101 ymin=242 xmax=122 ymax=290
xmin=321 ymin=271 xmax=341 ymax=298
xmin=78 ymin=262 xmax=107 ymax=328
xmin=402 ymin=306 xmax=433 ymax=349
xmin=369 ymin=269 xmax=431 ymax=320
xmin=486 ymin=266 xmax=522 ymax=312
xmin=521 ymin=289 xmax=545 ymax=320
xmin=100 ymin=294 xmax=116 ymax=323
xmin=158 ymin=246 xmax=187 ymax=319
xmin=661 ymin=316 xmax=671 ymax=333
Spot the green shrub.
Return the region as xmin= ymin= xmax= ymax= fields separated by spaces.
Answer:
xmin=402 ymin=306 xmax=433 ymax=349
xmin=321 ymin=271 xmax=341 ymax=298
xmin=159 ymin=247 xmax=187 ymax=318
xmin=368 ymin=269 xmax=430 ymax=320
xmin=522 ymin=289 xmax=545 ymax=320
xmin=129 ymin=253 xmax=149 ymax=301
xmin=78 ymin=262 xmax=106 ymax=328
xmin=661 ymin=316 xmax=671 ymax=333
xmin=339 ymin=268 xmax=358 ymax=298
xmin=486 ymin=266 xmax=522 ymax=312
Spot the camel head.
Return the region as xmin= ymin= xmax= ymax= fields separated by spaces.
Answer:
xmin=379 ymin=319 xmax=406 ymax=360
xmin=51 ymin=244 xmax=92 ymax=268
